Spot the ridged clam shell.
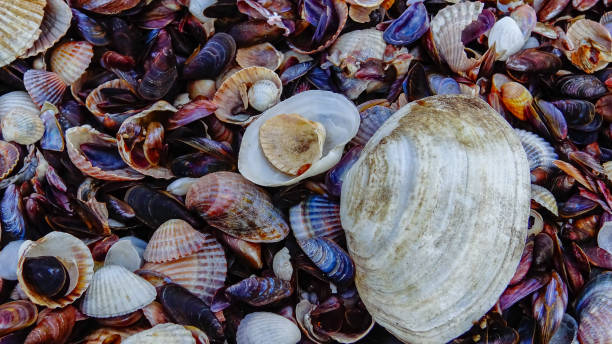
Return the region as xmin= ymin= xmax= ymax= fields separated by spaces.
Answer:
xmin=236 ymin=43 xmax=284 ymax=71
xmin=351 ymin=105 xmax=394 ymax=146
xmin=299 ymin=237 xmax=355 ymax=285
xmin=239 ymin=90 xmax=360 ymax=187
xmin=142 ymin=249 xmax=227 ymax=305
xmin=531 ymin=184 xmax=559 ymax=216
xmin=186 ymin=172 xmax=290 ymax=242
xmin=340 ymin=95 xmax=530 ymax=344
xmin=565 ymin=19 xmax=612 ymax=74
xmin=0 ymin=140 xmax=19 ymax=181
xmin=66 ymin=125 xmax=144 ymax=181
xmin=576 ymin=272 xmax=612 ymax=344
xmin=23 ymin=69 xmax=67 ymax=107
xmin=273 ymin=247 xmax=293 ymax=281
xmin=0 ymin=91 xmax=40 ymax=122
xmin=213 ymin=66 xmax=282 ymax=125
xmin=50 ymin=41 xmax=94 ymax=84
xmin=1 ymin=111 xmax=44 ymax=145
xmin=430 ymin=1 xmax=484 ymax=73
xmin=104 ymin=240 xmax=143 ymax=272
xmin=0 ymin=0 xmax=45 ymax=67
xmin=17 ymin=232 xmax=94 ymax=309
xmin=22 ymin=0 xmax=72 ymax=58
xmin=290 ymin=195 xmax=344 ymax=241
xmin=515 ymin=129 xmax=558 ymax=171
xmin=488 ymin=16 xmax=526 ymax=61
xmin=144 ymin=219 xmax=212 ymax=263
xmin=123 ymin=323 xmax=195 ymax=344
xmin=81 ymin=265 xmax=156 ymax=318
xmin=327 ymin=29 xmax=387 ymax=70
xmin=236 ymin=312 xmax=301 ymax=344
xmin=0 ymin=300 xmax=38 ymax=336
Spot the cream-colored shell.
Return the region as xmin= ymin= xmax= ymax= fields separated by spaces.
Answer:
xmin=236 ymin=43 xmax=284 ymax=71
xmin=603 ymin=161 xmax=612 ymax=181
xmin=123 ymin=323 xmax=195 ymax=344
xmin=236 ymin=312 xmax=301 ymax=344
xmin=488 ymin=16 xmax=526 ymax=61
xmin=515 ymin=128 xmax=557 ymax=171
xmin=1 ymin=110 xmax=44 ymax=145
xmin=272 ymin=247 xmax=293 ymax=281
xmin=50 ymin=41 xmax=94 ymax=84
xmin=0 ymin=91 xmax=39 ymax=122
xmin=144 ymin=219 xmax=211 ymax=263
xmin=327 ymin=28 xmax=386 ymax=71
xmin=565 ymin=19 xmax=612 ymax=73
xmin=23 ymin=0 xmax=72 ymax=58
xmin=238 ymin=90 xmax=360 ymax=187
xmin=340 ymin=95 xmax=530 ymax=344
xmin=531 ymin=184 xmax=558 ymax=216
xmin=0 ymin=0 xmax=46 ymax=67
xmin=104 ymin=240 xmax=143 ymax=272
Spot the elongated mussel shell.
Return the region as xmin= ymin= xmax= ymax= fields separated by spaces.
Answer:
xmin=575 ymin=271 xmax=612 ymax=344
xmin=24 ymin=305 xmax=77 ymax=344
xmin=383 ymin=2 xmax=429 ymax=45
xmin=0 ymin=301 xmax=37 ymax=336
xmin=72 ymin=8 xmax=109 ymax=46
xmin=171 ymin=152 xmax=235 ymax=178
xmin=144 ymin=219 xmax=212 ymax=263
xmin=556 ymin=75 xmax=607 ymax=100
xmin=340 ymin=95 xmax=530 ymax=343
xmin=39 ymin=103 xmax=65 ymax=152
xmin=225 ymin=276 xmax=293 ymax=306
xmin=506 ymin=49 xmax=562 ymax=73
xmin=290 ymin=196 xmax=344 ymax=241
xmin=1 ymin=184 xmax=26 ymax=241
xmin=124 ymin=185 xmax=200 ymax=229
xmin=514 ymin=129 xmax=557 ymax=171
xmin=298 ymin=237 xmax=354 ymax=285
xmin=183 ymin=33 xmax=236 ymax=80
xmin=186 ymin=172 xmax=290 ymax=243
xmin=123 ymin=323 xmax=195 ymax=344
xmin=236 ymin=312 xmax=301 ymax=344
xmin=0 ymin=0 xmax=45 ymax=67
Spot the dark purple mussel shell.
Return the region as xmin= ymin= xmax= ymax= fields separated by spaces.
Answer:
xmin=39 ymin=105 xmax=65 ymax=152
xmin=556 ymin=75 xmax=607 ymax=100
xmin=403 ymin=62 xmax=431 ymax=101
xmin=325 ymin=145 xmax=362 ymax=197
xmin=281 ymin=61 xmax=316 ymax=85
xmin=167 ymin=97 xmax=216 ymax=130
xmin=499 ymin=273 xmax=551 ymax=310
xmin=1 ymin=184 xmax=26 ymax=240
xmin=298 ymin=237 xmax=354 ymax=285
xmin=170 ymin=153 xmax=235 ymax=178
xmin=383 ymin=2 xmax=429 ymax=46
xmin=225 ymin=276 xmax=293 ymax=306
xmin=21 ymin=256 xmax=70 ymax=298
xmin=506 ymin=49 xmax=562 ymax=73
xmin=288 ymin=0 xmax=347 ymax=54
xmin=137 ymin=0 xmax=182 ymax=29
xmin=138 ymin=46 xmax=177 ymax=100
xmin=228 ymin=20 xmax=284 ymax=47
xmin=72 ymin=9 xmax=110 ymax=46
xmin=80 ymin=143 xmax=128 ymax=170
xmin=559 ymin=194 xmax=598 ymax=218
xmin=534 ymin=99 xmax=568 ymax=141
xmin=531 ymin=271 xmax=567 ymax=343
xmin=183 ymin=33 xmax=236 ymax=80
xmin=124 ymin=185 xmax=201 ymax=229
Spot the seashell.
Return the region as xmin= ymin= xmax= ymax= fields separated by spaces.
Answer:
xmin=226 ymin=276 xmax=293 ymax=306
xmin=236 ymin=312 xmax=301 ymax=344
xmin=171 ymin=153 xmax=235 ymax=178
xmin=273 ymin=247 xmax=293 ymax=281
xmin=383 ymin=2 xmax=429 ymax=45
xmin=430 ymin=1 xmax=484 ymax=74
xmin=0 ymin=300 xmax=38 ymax=336
xmin=489 ymin=17 xmax=526 ymax=61
xmin=501 ymin=81 xmax=533 ymax=120
xmin=216 ymin=232 xmax=263 ymax=269
xmin=327 ymin=29 xmax=386 ymax=76
xmin=138 ymin=46 xmax=178 ymax=102
xmin=82 ymin=326 xmax=146 ymax=344
xmin=0 ymin=141 xmax=19 ymax=182
xmin=72 ymin=8 xmax=110 ymax=46
xmin=23 ymin=69 xmax=67 ymax=107
xmin=24 ymin=305 xmax=77 ymax=344
xmin=167 ymin=177 xmax=198 ymax=197
xmin=184 ymin=33 xmax=236 ymax=80
xmin=239 ymin=90 xmax=360 ymax=186
xmin=0 ymin=91 xmax=40 ymax=123
xmin=186 ymin=172 xmax=290 ymax=242
xmin=1 ymin=185 xmax=26 ymax=241
xmin=538 ymin=0 xmax=570 ymax=21
xmin=506 ymin=49 xmax=562 ymax=73
xmin=189 ymin=0 xmax=217 ymax=24
xmin=23 ymin=0 xmax=72 ymax=58
xmin=81 ymin=265 xmax=156 ymax=318
xmin=213 ymin=66 xmax=282 ymax=125
xmin=351 ymin=105 xmax=394 ymax=146
xmin=144 ymin=219 xmax=212 ymax=263
xmin=50 ymin=41 xmax=94 ymax=85
xmin=0 ymin=0 xmax=45 ymax=67
xmin=290 ymin=195 xmax=344 ymax=241
xmin=0 ymin=241 xmax=25 ymax=280
xmin=298 ymin=237 xmax=355 ymax=285
xmin=104 ymin=240 xmax=143 ymax=272
xmin=21 ymin=256 xmax=71 ymax=299
xmin=124 ymin=185 xmax=201 ymax=229
xmin=565 ymin=19 xmax=612 ymax=74
xmin=550 ymin=313 xmax=578 ymax=344
xmin=288 ymin=0 xmax=348 ymax=55
xmin=39 ymin=102 xmax=64 ymax=152
xmin=510 ymin=5 xmax=537 ymax=39
xmin=532 ymin=271 xmax=568 ymax=343
xmin=598 ymin=221 xmax=612 ymax=254
xmin=427 ymin=74 xmax=461 ymax=95
xmin=66 ymin=125 xmax=144 ymax=181
xmin=17 ymin=232 xmax=94 ymax=308
xmin=85 ymin=79 xmax=145 ymax=130
xmin=73 ymin=0 xmax=141 ymax=15
xmin=535 ymin=99 xmax=568 ymax=141
xmin=531 ymin=184 xmax=558 ymax=216
xmin=576 ymin=271 xmax=612 ymax=344
xmin=325 ymin=145 xmax=363 ymax=197
xmin=142 ymin=301 xmax=170 ymax=326
xmin=236 ymin=43 xmax=284 ymax=71
xmin=1 ymin=110 xmax=44 ymax=145
xmin=514 ymin=129 xmax=557 ymax=171
xmin=142 ymin=248 xmax=227 ymax=305
xmin=96 ymin=311 xmax=144 ymax=328
xmin=340 ymin=95 xmax=530 ymax=343
xmin=188 ymin=79 xmax=216 ymax=100
xmin=123 ymin=323 xmax=195 ymax=344
xmin=556 ymin=75 xmax=607 ymax=100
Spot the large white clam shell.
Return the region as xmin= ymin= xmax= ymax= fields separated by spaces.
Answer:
xmin=340 ymin=95 xmax=530 ymax=344
xmin=238 ymin=90 xmax=360 ymax=187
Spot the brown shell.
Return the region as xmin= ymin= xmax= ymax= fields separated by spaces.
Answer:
xmin=236 ymin=43 xmax=284 ymax=71
xmin=0 ymin=0 xmax=46 ymax=67
xmin=0 ymin=140 xmax=20 ymax=181
xmin=565 ymin=19 xmax=612 ymax=74
xmin=144 ymin=219 xmax=212 ymax=263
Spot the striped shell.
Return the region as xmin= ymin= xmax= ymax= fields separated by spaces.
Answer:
xmin=515 ymin=129 xmax=558 ymax=171
xmin=66 ymin=125 xmax=144 ymax=181
xmin=0 ymin=140 xmax=19 ymax=181
xmin=124 ymin=323 xmax=195 ymax=344
xmin=186 ymin=172 xmax=290 ymax=243
xmin=142 ymin=249 xmax=227 ymax=305
xmin=501 ymin=82 xmax=533 ymax=121
xmin=0 ymin=0 xmax=45 ymax=67
xmin=225 ymin=276 xmax=293 ymax=306
xmin=236 ymin=312 xmax=301 ymax=344
xmin=327 ymin=29 xmax=387 ymax=71
xmin=0 ymin=300 xmax=38 ymax=336
xmin=290 ymin=195 xmax=344 ymax=242
xmin=531 ymin=184 xmax=559 ymax=216
xmin=576 ymin=272 xmax=612 ymax=344
xmin=1 ymin=110 xmax=44 ymax=145
xmin=565 ymin=19 xmax=612 ymax=74
xmin=144 ymin=219 xmax=212 ymax=263
xmin=82 ymin=326 xmax=146 ymax=344
xmin=23 ymin=69 xmax=67 ymax=107
xmin=298 ymin=237 xmax=355 ymax=285
xmin=236 ymin=43 xmax=284 ymax=71
xmin=23 ymin=0 xmax=72 ymax=58
xmin=50 ymin=41 xmax=94 ymax=84
xmin=0 ymin=91 xmax=40 ymax=122
xmin=81 ymin=265 xmax=156 ymax=318
xmin=351 ymin=105 xmax=394 ymax=146
xmin=17 ymin=232 xmax=94 ymax=309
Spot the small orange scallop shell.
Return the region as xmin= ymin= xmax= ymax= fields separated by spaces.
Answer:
xmin=236 ymin=43 xmax=284 ymax=71
xmin=22 ymin=0 xmax=72 ymax=58
xmin=0 ymin=0 xmax=45 ymax=67
xmin=23 ymin=69 xmax=67 ymax=107
xmin=17 ymin=232 xmax=94 ymax=309
xmin=50 ymin=41 xmax=94 ymax=84
xmin=501 ymin=81 xmax=533 ymax=121
xmin=144 ymin=219 xmax=212 ymax=264
xmin=1 ymin=110 xmax=44 ymax=145
xmin=0 ymin=141 xmax=20 ymax=181
xmin=65 ymin=125 xmax=145 ymax=181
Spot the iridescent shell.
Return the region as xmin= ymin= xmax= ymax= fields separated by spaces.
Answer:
xmin=17 ymin=232 xmax=94 ymax=309
xmin=514 ymin=129 xmax=558 ymax=171
xmin=298 ymin=237 xmax=355 ymax=285
xmin=1 ymin=110 xmax=44 ymax=145
xmin=351 ymin=105 xmax=394 ymax=146
xmin=23 ymin=69 xmax=67 ymax=107
xmin=50 ymin=41 xmax=94 ymax=84
xmin=123 ymin=323 xmax=195 ymax=344
xmin=0 ymin=300 xmax=38 ymax=336
xmin=288 ymin=0 xmax=348 ymax=55
xmin=290 ymin=195 xmax=344 ymax=241
xmin=85 ymin=79 xmax=144 ymax=129
xmin=39 ymin=102 xmax=65 ymax=152
xmin=0 ymin=0 xmax=45 ymax=67
xmin=531 ymin=184 xmax=559 ymax=216
xmin=23 ymin=0 xmax=72 ymax=58
xmin=0 ymin=240 xmax=24 ymax=280
xmin=565 ymin=19 xmax=612 ymax=74
xmin=186 ymin=172 xmax=290 ymax=243
xmin=81 ymin=265 xmax=156 ymax=318
xmin=576 ymin=272 xmax=612 ymax=344
xmin=0 ymin=141 xmax=19 ymax=181
xmin=24 ymin=305 xmax=77 ymax=344
xmin=236 ymin=312 xmax=301 ymax=344
xmin=236 ymin=43 xmax=284 ymax=71
xmin=225 ymin=276 xmax=293 ymax=306
xmin=598 ymin=222 xmax=612 ymax=254
xmin=144 ymin=219 xmax=212 ymax=263
xmin=73 ymin=0 xmax=141 ymax=14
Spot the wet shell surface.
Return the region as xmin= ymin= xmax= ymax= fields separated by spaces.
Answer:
xmin=50 ymin=41 xmax=94 ymax=84
xmin=531 ymin=184 xmax=559 ymax=216
xmin=272 ymin=247 xmax=293 ymax=281
xmin=80 ymin=265 xmax=156 ymax=318
xmin=23 ymin=0 xmax=72 ymax=58
xmin=239 ymin=90 xmax=360 ymax=187
xmin=340 ymin=95 xmax=530 ymax=344
xmin=17 ymin=232 xmax=94 ymax=309
xmin=0 ymin=140 xmax=20 ymax=181
xmin=144 ymin=219 xmax=212 ymax=263
xmin=0 ymin=0 xmax=45 ymax=67
xmin=23 ymin=69 xmax=67 ymax=107
xmin=123 ymin=323 xmax=195 ymax=344
xmin=515 ymin=129 xmax=558 ymax=171
xmin=0 ymin=300 xmax=38 ymax=336
xmin=1 ymin=110 xmax=44 ymax=145
xmin=236 ymin=312 xmax=301 ymax=344
xmin=0 ymin=91 xmax=40 ymax=122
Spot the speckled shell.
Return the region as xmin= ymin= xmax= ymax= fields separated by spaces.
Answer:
xmin=23 ymin=69 xmax=67 ymax=107
xmin=213 ymin=66 xmax=282 ymax=125
xmin=236 ymin=43 xmax=284 ymax=71
xmin=23 ymin=0 xmax=72 ymax=58
xmin=238 ymin=90 xmax=360 ymax=187
xmin=186 ymin=172 xmax=290 ymax=242
xmin=17 ymin=232 xmax=94 ymax=309
xmin=327 ymin=29 xmax=387 ymax=70
xmin=123 ymin=323 xmax=195 ymax=344
xmin=0 ymin=140 xmax=19 ymax=181
xmin=1 ymin=110 xmax=44 ymax=145
xmin=531 ymin=184 xmax=559 ymax=216
xmin=340 ymin=95 xmax=530 ymax=344
xmin=488 ymin=16 xmax=526 ymax=61
xmin=144 ymin=219 xmax=213 ymax=263
xmin=142 ymin=249 xmax=227 ymax=305
xmin=236 ymin=312 xmax=301 ymax=344
xmin=81 ymin=265 xmax=156 ymax=318
xmin=50 ymin=41 xmax=94 ymax=84
xmin=66 ymin=125 xmax=144 ymax=181
xmin=576 ymin=272 xmax=612 ymax=344
xmin=565 ymin=19 xmax=612 ymax=74
xmin=430 ymin=1 xmax=484 ymax=73
xmin=0 ymin=0 xmax=45 ymax=67
xmin=515 ymin=129 xmax=558 ymax=171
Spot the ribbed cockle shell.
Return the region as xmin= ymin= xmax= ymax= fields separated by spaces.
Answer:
xmin=236 ymin=312 xmax=301 ymax=344
xmin=144 ymin=219 xmax=212 ymax=263
xmin=0 ymin=0 xmax=45 ymax=67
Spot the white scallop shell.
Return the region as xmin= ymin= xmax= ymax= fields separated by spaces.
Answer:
xmin=104 ymin=240 xmax=143 ymax=272
xmin=238 ymin=90 xmax=360 ymax=187
xmin=531 ymin=184 xmax=559 ymax=216
xmin=488 ymin=16 xmax=526 ymax=61
xmin=236 ymin=312 xmax=301 ymax=344
xmin=1 ymin=111 xmax=44 ymax=145
xmin=0 ymin=91 xmax=39 ymax=122
xmin=22 ymin=0 xmax=72 ymax=58
xmin=123 ymin=323 xmax=195 ymax=344
xmin=272 ymin=247 xmax=293 ymax=281
xmin=0 ymin=0 xmax=45 ymax=67
xmin=515 ymin=128 xmax=558 ymax=171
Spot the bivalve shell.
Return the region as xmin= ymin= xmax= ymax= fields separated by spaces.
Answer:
xmin=272 ymin=247 xmax=293 ymax=281
xmin=0 ymin=141 xmax=19 ymax=181
xmin=0 ymin=91 xmax=40 ymax=122
xmin=565 ymin=19 xmax=612 ymax=74
xmin=0 ymin=0 xmax=45 ymax=67
xmin=236 ymin=312 xmax=301 ymax=344
xmin=123 ymin=323 xmax=195 ymax=344
xmin=104 ymin=240 xmax=143 ymax=272
xmin=488 ymin=16 xmax=526 ymax=61
xmin=576 ymin=272 xmax=612 ymax=344
xmin=1 ymin=110 xmax=44 ymax=145
xmin=23 ymin=69 xmax=67 ymax=107
xmin=531 ymin=184 xmax=559 ymax=216
xmin=515 ymin=129 xmax=558 ymax=171
xmin=327 ymin=29 xmax=387 ymax=74
xmin=22 ymin=0 xmax=72 ymax=58
xmin=85 ymin=78 xmax=144 ymax=130
xmin=144 ymin=219 xmax=213 ymax=263
xmin=50 ymin=41 xmax=94 ymax=84
xmin=236 ymin=43 xmax=284 ymax=71
xmin=340 ymin=95 xmax=530 ymax=344
xmin=290 ymin=195 xmax=344 ymax=241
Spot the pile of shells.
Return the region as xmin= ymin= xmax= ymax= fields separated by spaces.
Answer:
xmin=0 ymin=0 xmax=610 ymax=344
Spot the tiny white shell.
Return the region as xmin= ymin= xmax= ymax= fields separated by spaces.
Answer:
xmin=272 ymin=247 xmax=293 ymax=281
xmin=248 ymin=79 xmax=281 ymax=112
xmin=123 ymin=323 xmax=195 ymax=344
xmin=236 ymin=312 xmax=301 ymax=344
xmin=488 ymin=17 xmax=526 ymax=61
xmin=167 ymin=177 xmax=199 ymax=196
